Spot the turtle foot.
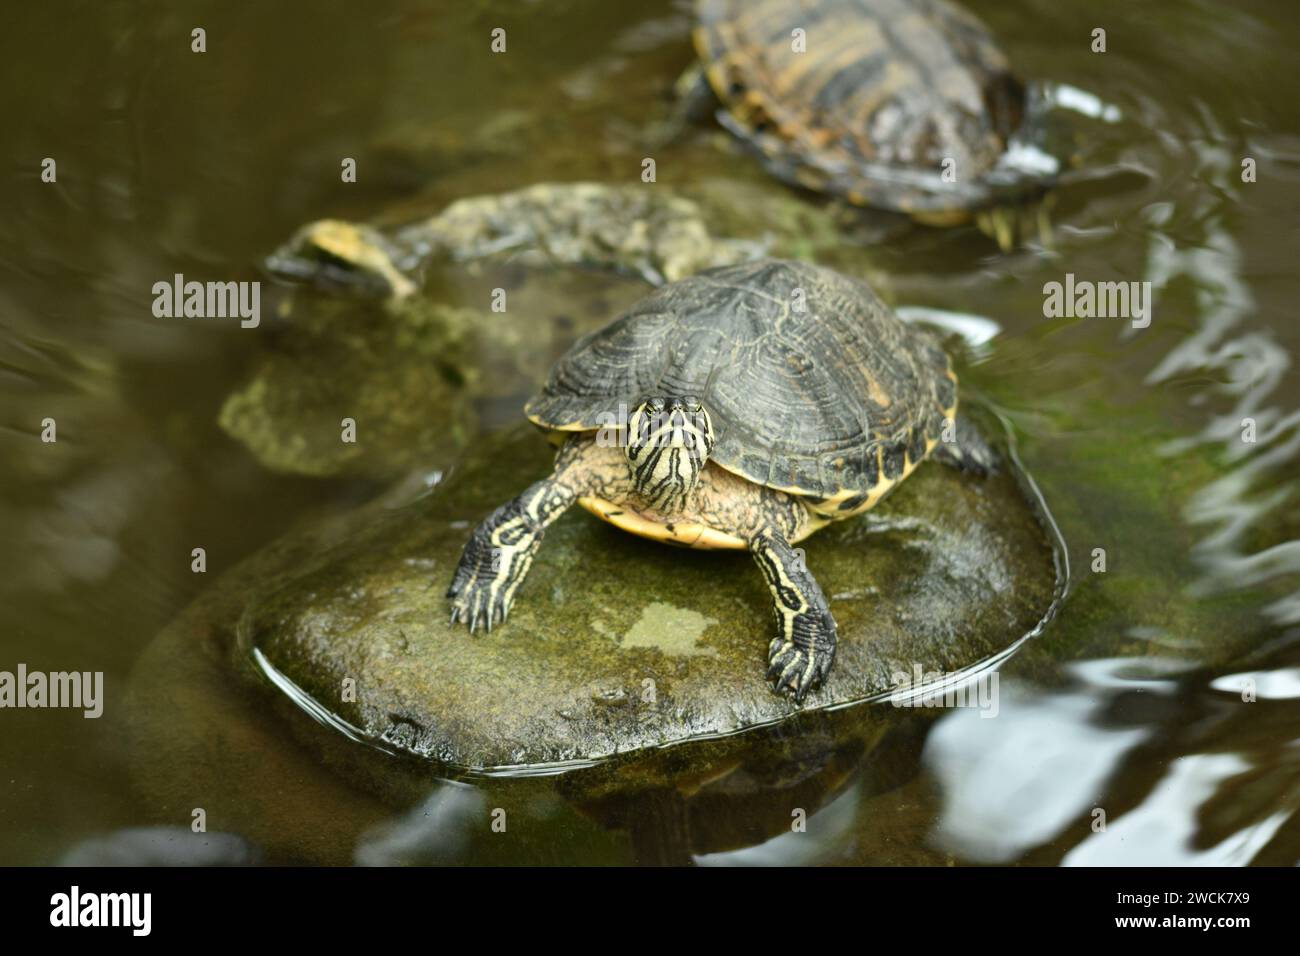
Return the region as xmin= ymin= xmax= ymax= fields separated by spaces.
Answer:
xmin=446 ymin=570 xmax=514 ymax=635
xmin=767 ymin=628 xmax=835 ymax=703
xmin=445 ymin=497 xmax=547 ymax=634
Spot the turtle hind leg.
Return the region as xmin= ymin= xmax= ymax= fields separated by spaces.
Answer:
xmin=933 ymin=414 xmax=1000 ymax=477
xmin=748 ymin=526 xmax=837 ymax=703
xmin=447 ymin=477 xmax=576 ymax=633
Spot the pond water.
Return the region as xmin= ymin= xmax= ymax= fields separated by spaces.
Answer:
xmin=1 ymin=0 xmax=1297 ymax=865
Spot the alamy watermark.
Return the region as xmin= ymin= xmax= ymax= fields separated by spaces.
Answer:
xmin=1043 ymin=273 xmax=1151 ymax=329
xmin=0 ymin=664 xmax=103 ymax=718
xmin=890 ymin=664 xmax=999 ymax=718
xmin=151 ymin=273 xmax=261 ymax=328
xmin=50 ymin=886 xmax=150 ymax=936
xmin=593 ymin=402 xmax=708 ymax=453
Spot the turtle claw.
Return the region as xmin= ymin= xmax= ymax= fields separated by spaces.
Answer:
xmin=765 ymin=625 xmax=835 ymax=703
xmin=451 ymin=575 xmax=509 ymax=636
xmin=479 ymin=602 xmax=501 ymax=634
xmin=766 ymin=643 xmax=829 ymax=703
xmin=766 ymin=639 xmax=796 ymax=679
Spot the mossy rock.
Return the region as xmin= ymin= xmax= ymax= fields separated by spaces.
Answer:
xmin=236 ymin=415 xmax=1063 ymax=774
xmin=217 ymin=296 xmax=478 ymax=480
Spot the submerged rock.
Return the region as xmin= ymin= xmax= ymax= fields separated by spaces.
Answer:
xmin=126 ymin=597 xmax=398 ymax=864
xmin=236 ymin=416 xmax=1062 ymax=773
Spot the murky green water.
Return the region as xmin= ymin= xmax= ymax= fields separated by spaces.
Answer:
xmin=2 ymin=0 xmax=1298 ymax=865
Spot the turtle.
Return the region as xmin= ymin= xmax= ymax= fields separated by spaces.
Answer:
xmin=680 ymin=0 xmax=1055 ymax=247
xmin=446 ymin=258 xmax=995 ymax=701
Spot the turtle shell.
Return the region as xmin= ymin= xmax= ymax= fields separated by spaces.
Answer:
xmin=525 ymin=259 xmax=957 ymax=502
xmin=694 ymin=0 xmax=1031 ymax=218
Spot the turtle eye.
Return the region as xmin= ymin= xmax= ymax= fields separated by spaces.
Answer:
xmin=682 ymin=396 xmax=702 ymax=413
xmin=647 ymin=397 xmax=665 ymax=413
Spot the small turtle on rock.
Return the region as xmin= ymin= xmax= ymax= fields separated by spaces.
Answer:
xmin=447 ymin=259 xmax=996 ymax=700
xmin=264 ymin=183 xmax=765 ymax=299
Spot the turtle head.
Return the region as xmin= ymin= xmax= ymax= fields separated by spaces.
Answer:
xmin=263 ymin=220 xmax=417 ymax=300
xmin=624 ymin=396 xmax=715 ymax=513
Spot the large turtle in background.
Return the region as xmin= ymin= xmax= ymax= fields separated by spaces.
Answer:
xmin=447 ymin=259 xmax=996 ymax=700
xmin=681 ymin=0 xmax=1057 ymax=247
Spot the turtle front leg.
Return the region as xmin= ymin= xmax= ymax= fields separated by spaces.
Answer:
xmin=748 ymin=526 xmax=837 ymax=702
xmin=447 ymin=477 xmax=576 ymax=633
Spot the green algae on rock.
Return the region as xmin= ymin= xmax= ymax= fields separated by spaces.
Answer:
xmin=237 ymin=417 xmax=1062 ymax=773
xmin=217 ymin=294 xmax=480 ymax=480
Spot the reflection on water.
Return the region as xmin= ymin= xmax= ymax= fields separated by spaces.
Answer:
xmin=1 ymin=0 xmax=1298 ymax=865
xmin=927 ymin=659 xmax=1181 ymax=863
xmin=355 ymin=784 xmax=485 ymax=867
xmin=696 ymin=784 xmax=861 ymax=866
xmin=929 ymin=649 xmax=1300 ymax=866
xmin=1065 ymin=753 xmax=1291 ymax=866
xmin=59 ymin=828 xmax=262 ymax=867
xmin=1141 ymin=109 xmax=1300 ymax=629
